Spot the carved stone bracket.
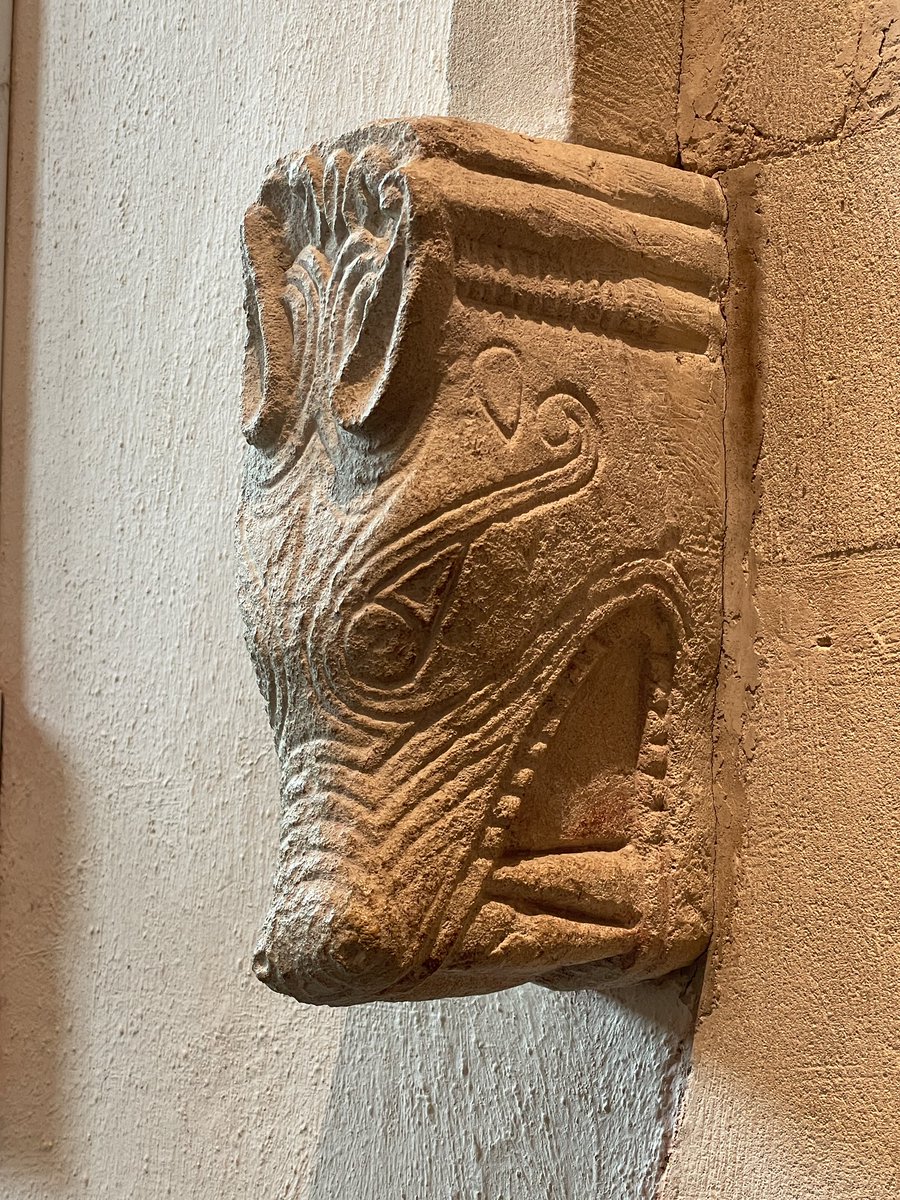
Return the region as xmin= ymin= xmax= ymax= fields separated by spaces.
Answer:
xmin=238 ymin=118 xmax=726 ymax=1006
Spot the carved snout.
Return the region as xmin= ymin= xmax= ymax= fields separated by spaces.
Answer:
xmin=252 ymin=876 xmax=413 ymax=1007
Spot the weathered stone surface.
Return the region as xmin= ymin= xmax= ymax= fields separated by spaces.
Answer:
xmin=729 ymin=126 xmax=900 ymax=563
xmin=238 ymin=117 xmax=726 ymax=1006
xmin=569 ymin=0 xmax=684 ymax=162
xmin=679 ymin=0 xmax=900 ymax=171
xmin=661 ymin=121 xmax=900 ymax=1199
xmin=661 ymin=554 xmax=900 ymax=1198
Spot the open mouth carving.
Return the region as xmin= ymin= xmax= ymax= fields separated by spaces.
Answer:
xmin=501 ymin=594 xmax=677 ymax=848
xmin=441 ymin=593 xmax=679 ymax=981
xmin=489 ymin=848 xmax=640 ymax=927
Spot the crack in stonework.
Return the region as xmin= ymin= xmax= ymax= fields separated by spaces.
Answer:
xmin=677 ymin=3 xmax=900 ymax=176
xmin=651 ymin=171 xmax=731 ymax=1200
xmin=696 ymin=112 xmax=900 ymax=175
xmin=838 ymin=6 xmax=899 ymax=135
xmin=709 ymin=168 xmax=764 ymax=1023
xmin=709 ymin=173 xmax=730 ymax=994
xmin=674 ymin=0 xmax=688 ymax=168
xmin=774 ymin=540 xmax=900 ymax=567
xmin=681 ymin=106 xmax=900 ymax=177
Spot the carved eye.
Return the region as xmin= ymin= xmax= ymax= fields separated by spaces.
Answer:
xmin=344 ymin=604 xmax=421 ymax=686
xmin=340 ymin=545 xmax=464 ymax=690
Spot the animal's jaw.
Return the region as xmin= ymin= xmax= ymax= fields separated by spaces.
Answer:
xmin=365 ymin=582 xmax=707 ymax=1002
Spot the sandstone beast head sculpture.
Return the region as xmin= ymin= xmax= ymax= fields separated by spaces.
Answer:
xmin=238 ymin=118 xmax=726 ymax=1006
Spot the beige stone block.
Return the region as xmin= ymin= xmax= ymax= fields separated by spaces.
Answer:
xmin=661 ymin=552 xmax=900 ymax=1198
xmin=568 ymin=0 xmax=684 ymax=162
xmin=680 ymin=0 xmax=900 ymax=170
xmin=725 ymin=125 xmax=900 ymax=565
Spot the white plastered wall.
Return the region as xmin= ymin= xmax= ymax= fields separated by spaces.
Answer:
xmin=0 ymin=3 xmax=691 ymax=1197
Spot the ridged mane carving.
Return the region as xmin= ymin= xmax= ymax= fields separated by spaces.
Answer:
xmin=238 ymin=117 xmax=727 ymax=1007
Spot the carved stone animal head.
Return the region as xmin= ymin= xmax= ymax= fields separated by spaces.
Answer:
xmin=238 ymin=118 xmax=726 ymax=1005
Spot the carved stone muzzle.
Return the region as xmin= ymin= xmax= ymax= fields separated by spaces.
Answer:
xmin=238 ymin=118 xmax=726 ymax=1005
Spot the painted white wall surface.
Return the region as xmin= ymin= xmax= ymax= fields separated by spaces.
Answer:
xmin=448 ymin=0 xmax=575 ymax=140
xmin=0 ymin=3 xmax=687 ymax=1196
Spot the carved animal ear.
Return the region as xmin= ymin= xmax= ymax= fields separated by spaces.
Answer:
xmin=325 ymin=148 xmax=413 ymax=433
xmin=325 ymin=153 xmax=455 ymax=446
xmin=241 ymin=199 xmax=298 ymax=450
xmin=242 ymin=143 xmax=455 ymax=468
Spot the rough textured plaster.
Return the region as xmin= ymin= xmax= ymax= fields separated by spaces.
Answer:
xmin=678 ymin=0 xmax=900 ymax=170
xmin=661 ymin=123 xmax=900 ymax=1199
xmin=448 ymin=0 xmax=575 ymax=139
xmin=1 ymin=0 xmax=696 ymax=1196
xmin=0 ymin=0 xmax=448 ymax=1194
xmin=303 ymin=983 xmax=696 ymax=1199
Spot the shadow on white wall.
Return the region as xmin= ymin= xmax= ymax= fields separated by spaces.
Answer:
xmin=303 ymin=978 xmax=696 ymax=1200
